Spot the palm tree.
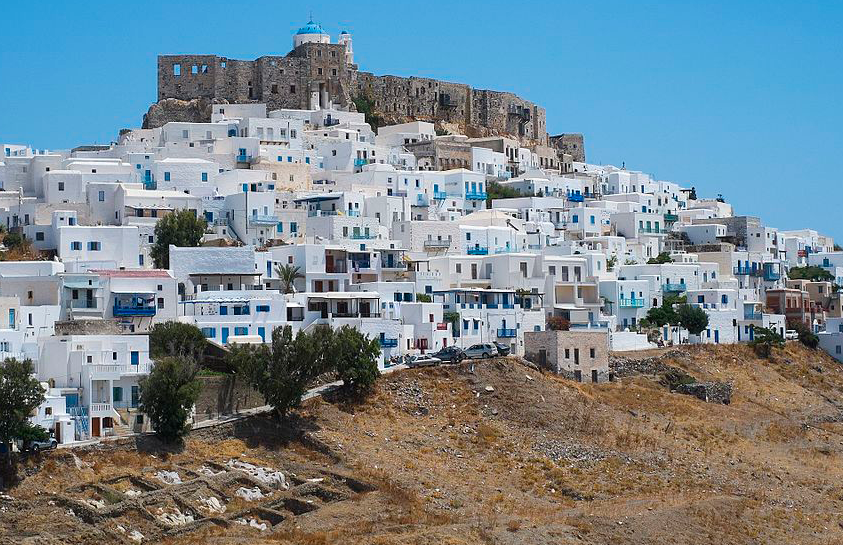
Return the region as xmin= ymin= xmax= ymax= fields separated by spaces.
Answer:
xmin=275 ymin=264 xmax=304 ymax=294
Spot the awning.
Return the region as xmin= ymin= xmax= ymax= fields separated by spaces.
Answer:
xmin=110 ymin=288 xmax=156 ymax=294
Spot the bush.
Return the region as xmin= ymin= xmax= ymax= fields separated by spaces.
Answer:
xmin=138 ymin=357 xmax=201 ymax=442
xmin=660 ymin=369 xmax=697 ymax=391
xmin=547 ymin=315 xmax=571 ymax=331
xmin=676 ymin=304 xmax=709 ymax=337
xmin=415 ymin=293 xmax=432 ymax=303
xmin=750 ymin=326 xmax=785 ymax=358
xmin=647 ymin=252 xmax=673 ymax=264
xmin=0 ymin=358 xmax=46 ymax=455
xmin=787 ymin=266 xmax=833 ymax=282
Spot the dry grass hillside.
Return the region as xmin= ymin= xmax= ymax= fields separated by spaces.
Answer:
xmin=4 ymin=342 xmax=843 ymax=544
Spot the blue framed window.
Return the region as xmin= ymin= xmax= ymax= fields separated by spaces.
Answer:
xmin=130 ymin=351 xmax=139 ymax=365
xmin=201 ymin=172 xmax=208 ymax=182
xmin=201 ymin=327 xmax=216 ymax=338
xmin=71 ymin=241 xmax=81 ymax=251
xmin=87 ymin=241 xmax=101 ymax=251
xmin=234 ymin=327 xmax=248 ymax=335
xmin=572 ymin=214 xmax=579 ymax=223
xmin=98 ymin=190 xmax=105 ymax=202
xmin=305 ymin=157 xmax=310 ymax=164
xmin=256 ymin=304 xmax=270 ymax=312
xmin=164 ymin=172 xmax=171 ymax=181
xmin=290 ymin=222 xmax=297 ymax=233
xmin=219 ymin=306 xmax=228 ymax=315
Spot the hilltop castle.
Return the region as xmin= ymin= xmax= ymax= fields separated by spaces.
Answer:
xmin=152 ymin=20 xmax=550 ymax=145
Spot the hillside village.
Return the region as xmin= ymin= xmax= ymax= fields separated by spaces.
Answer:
xmin=1 ymin=19 xmax=843 ymax=455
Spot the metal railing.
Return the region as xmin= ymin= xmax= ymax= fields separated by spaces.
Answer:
xmin=424 ymin=239 xmax=451 ymax=248
xmin=379 ymin=338 xmax=398 ymax=347
xmin=467 ymin=246 xmax=488 ymax=255
xmin=619 ymin=298 xmax=644 ymax=308
xmin=465 ymin=191 xmax=487 ymax=200
xmin=497 ymin=328 xmax=517 ymax=338
xmin=662 ymin=283 xmax=686 ymax=292
xmin=113 ymin=305 xmax=156 ymax=317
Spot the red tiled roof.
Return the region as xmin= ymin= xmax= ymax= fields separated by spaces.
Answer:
xmin=91 ymin=269 xmax=172 ymax=278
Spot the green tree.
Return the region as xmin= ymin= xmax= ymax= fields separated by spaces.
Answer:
xmin=0 ymin=358 xmax=45 ymax=458
xmin=275 ymin=264 xmax=304 ymax=294
xmin=352 ymin=95 xmax=384 ymax=128
xmin=332 ymin=326 xmax=381 ymax=394
xmin=606 ymin=255 xmax=618 ymax=271
xmin=148 ymin=321 xmax=207 ymax=361
xmin=2 ymin=232 xmax=27 ymax=251
xmin=647 ymin=252 xmax=673 ymax=264
xmin=150 ymin=209 xmax=207 ymax=269
xmin=750 ymin=326 xmax=785 ymax=358
xmin=415 ymin=293 xmax=432 ymax=303
xmin=788 ymin=319 xmax=819 ymax=349
xmin=138 ymin=357 xmax=202 ymax=442
xmin=677 ymin=304 xmax=709 ymax=337
xmin=485 ymin=181 xmax=521 ymax=206
xmin=236 ymin=326 xmax=333 ymax=418
xmin=787 ymin=266 xmax=833 ymax=282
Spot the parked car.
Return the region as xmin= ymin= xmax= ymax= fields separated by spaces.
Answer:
xmin=785 ymin=329 xmax=798 ymax=341
xmin=432 ymin=346 xmax=465 ymax=363
xmin=464 ymin=343 xmax=499 ymax=359
xmin=494 ymin=342 xmax=511 ymax=356
xmin=25 ymin=437 xmax=57 ymax=453
xmin=407 ymin=354 xmax=442 ymax=368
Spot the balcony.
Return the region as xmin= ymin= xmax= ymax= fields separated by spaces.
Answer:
xmin=664 ymin=213 xmax=679 ymax=222
xmin=236 ymin=154 xmax=250 ymax=163
xmin=379 ymin=338 xmax=398 ymax=348
xmin=424 ymin=239 xmax=451 ymax=249
xmin=662 ymin=283 xmax=686 ymax=293
xmin=113 ymin=304 xmax=156 ymax=317
xmin=354 ymin=158 xmax=368 ymax=167
xmin=567 ymin=193 xmax=584 ymax=203
xmin=764 ymin=269 xmax=781 ymax=281
xmin=249 ymin=214 xmax=278 ymax=225
xmin=733 ymin=265 xmax=752 ymax=275
xmin=350 ymin=261 xmax=372 ymax=270
xmin=640 ymin=227 xmax=668 ymax=234
xmin=465 ymin=191 xmax=487 ymax=200
xmin=350 ymin=233 xmax=374 ymax=239
xmin=433 ymin=191 xmax=448 ymax=200
xmin=497 ymin=328 xmax=517 ymax=338
xmin=619 ymin=298 xmax=645 ymax=308
xmin=744 ymin=312 xmax=762 ymax=321
xmin=89 ymin=403 xmax=113 ymax=415
xmin=466 ymin=246 xmax=488 ymax=255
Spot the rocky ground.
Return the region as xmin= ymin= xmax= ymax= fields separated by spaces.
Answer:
xmin=4 ymin=342 xmax=843 ymax=544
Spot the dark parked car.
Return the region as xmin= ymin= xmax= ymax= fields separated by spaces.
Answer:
xmin=494 ymin=342 xmax=511 ymax=356
xmin=432 ymin=346 xmax=465 ymax=363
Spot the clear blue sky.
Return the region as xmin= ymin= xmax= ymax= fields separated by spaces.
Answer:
xmin=1 ymin=1 xmax=841 ymax=239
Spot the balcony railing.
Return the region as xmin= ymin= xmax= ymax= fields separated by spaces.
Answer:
xmin=640 ymin=227 xmax=668 ymax=234
xmin=433 ymin=191 xmax=448 ymax=200
xmin=236 ymin=154 xmax=250 ymax=162
xmin=733 ymin=265 xmax=752 ymax=275
xmin=379 ymin=338 xmax=398 ymax=348
xmin=466 ymin=246 xmax=488 ymax=255
xmin=350 ymin=233 xmax=374 ymax=239
xmin=249 ymin=214 xmax=278 ymax=225
xmin=354 ymin=158 xmax=368 ymax=166
xmin=619 ymin=298 xmax=645 ymax=308
xmin=664 ymin=213 xmax=679 ymax=222
xmin=497 ymin=328 xmax=517 ymax=338
xmin=424 ymin=239 xmax=451 ymax=248
xmin=662 ymin=283 xmax=686 ymax=292
xmin=113 ymin=304 xmax=156 ymax=317
xmin=567 ymin=193 xmax=584 ymax=203
xmin=350 ymin=261 xmax=372 ymax=270
xmin=89 ymin=403 xmax=113 ymax=414
xmin=744 ymin=312 xmax=762 ymax=321
xmin=465 ymin=191 xmax=487 ymax=200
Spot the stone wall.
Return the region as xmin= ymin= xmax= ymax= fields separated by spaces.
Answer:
xmin=194 ymin=374 xmax=265 ymax=423
xmin=154 ymin=44 xmax=549 ymax=146
xmin=549 ymin=133 xmax=586 ymax=162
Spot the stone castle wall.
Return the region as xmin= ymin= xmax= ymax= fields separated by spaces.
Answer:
xmin=155 ymin=42 xmax=549 ymax=145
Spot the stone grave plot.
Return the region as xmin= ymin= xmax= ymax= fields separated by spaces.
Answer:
xmin=140 ymin=493 xmax=203 ymax=528
xmin=228 ymin=506 xmax=287 ymax=532
xmin=64 ymin=482 xmax=126 ymax=511
xmin=103 ymin=506 xmax=163 ymax=543
xmin=147 ymin=466 xmax=201 ymax=486
xmin=103 ymin=474 xmax=160 ymax=498
xmin=176 ymin=480 xmax=231 ymax=516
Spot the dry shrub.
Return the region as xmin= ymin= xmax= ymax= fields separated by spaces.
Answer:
xmin=764 ymin=420 xmax=806 ymax=442
xmin=477 ymin=423 xmax=500 ymax=444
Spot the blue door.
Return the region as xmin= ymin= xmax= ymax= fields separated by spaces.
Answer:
xmin=221 ymin=327 xmax=229 ymax=344
xmin=130 ymin=351 xmax=139 ymax=365
xmin=258 ymin=327 xmax=266 ymax=342
xmin=714 ymin=330 xmax=719 ymax=344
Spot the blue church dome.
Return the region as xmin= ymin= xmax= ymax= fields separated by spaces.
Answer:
xmin=296 ymin=20 xmax=326 ymax=35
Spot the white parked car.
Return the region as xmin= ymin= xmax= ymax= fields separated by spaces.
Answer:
xmin=464 ymin=343 xmax=499 ymax=359
xmin=407 ymin=354 xmax=441 ymax=368
xmin=784 ymin=329 xmax=798 ymax=341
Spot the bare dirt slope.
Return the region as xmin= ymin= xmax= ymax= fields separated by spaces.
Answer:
xmin=4 ymin=342 xmax=843 ymax=544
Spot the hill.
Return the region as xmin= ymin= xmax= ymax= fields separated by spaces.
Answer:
xmin=3 ymin=342 xmax=843 ymax=544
